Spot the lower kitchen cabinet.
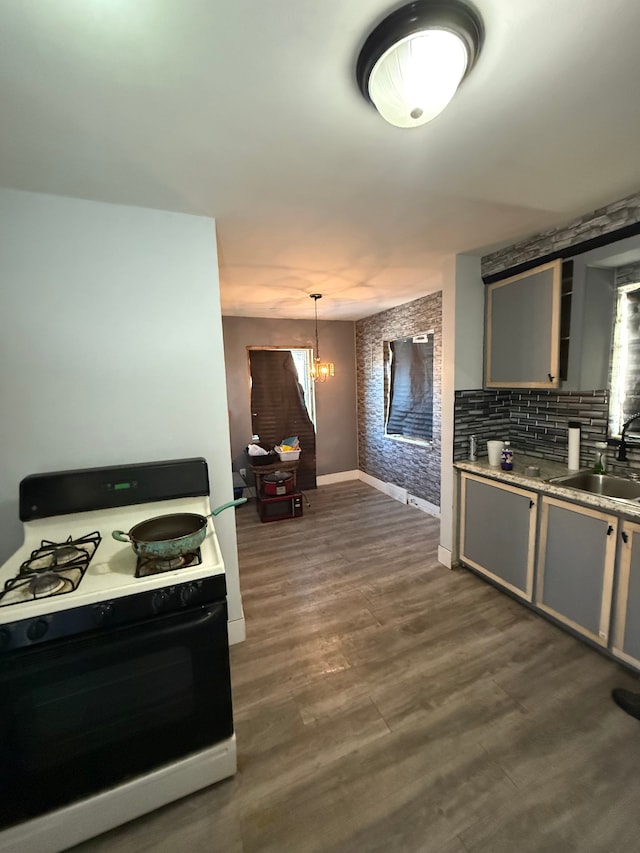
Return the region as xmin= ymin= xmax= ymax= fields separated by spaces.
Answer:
xmin=612 ymin=520 xmax=640 ymax=667
xmin=536 ymin=496 xmax=617 ymax=646
xmin=460 ymin=473 xmax=537 ymax=601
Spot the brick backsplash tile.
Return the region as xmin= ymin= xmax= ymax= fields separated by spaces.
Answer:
xmin=454 ymin=388 xmax=614 ymax=469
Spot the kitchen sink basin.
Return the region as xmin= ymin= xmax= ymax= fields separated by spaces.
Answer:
xmin=549 ymin=472 xmax=640 ymax=501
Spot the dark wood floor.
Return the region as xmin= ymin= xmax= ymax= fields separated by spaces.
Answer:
xmin=73 ymin=480 xmax=640 ymax=853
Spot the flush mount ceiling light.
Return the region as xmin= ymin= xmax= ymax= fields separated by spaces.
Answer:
xmin=356 ymin=0 xmax=483 ymax=129
xmin=310 ymin=294 xmax=335 ymax=383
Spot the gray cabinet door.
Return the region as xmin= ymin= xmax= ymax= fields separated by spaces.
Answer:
xmin=612 ymin=521 xmax=640 ymax=666
xmin=536 ymin=497 xmax=616 ymax=646
xmin=485 ymin=260 xmax=561 ymax=388
xmin=460 ymin=474 xmax=537 ymax=601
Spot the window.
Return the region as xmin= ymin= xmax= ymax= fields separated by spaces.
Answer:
xmin=385 ymin=331 xmax=434 ymax=444
xmin=609 ymin=282 xmax=640 ymax=437
xmin=289 ymin=348 xmax=316 ymax=426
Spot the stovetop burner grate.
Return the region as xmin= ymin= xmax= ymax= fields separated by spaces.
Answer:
xmin=0 ymin=531 xmax=101 ymax=606
xmin=135 ymin=549 xmax=202 ymax=578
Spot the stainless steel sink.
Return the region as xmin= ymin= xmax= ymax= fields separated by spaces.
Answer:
xmin=548 ymin=471 xmax=640 ymax=501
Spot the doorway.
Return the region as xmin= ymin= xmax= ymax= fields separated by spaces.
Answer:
xmin=248 ymin=348 xmax=317 ymax=490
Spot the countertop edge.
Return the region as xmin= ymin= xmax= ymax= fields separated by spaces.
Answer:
xmin=454 ymin=457 xmax=640 ymax=522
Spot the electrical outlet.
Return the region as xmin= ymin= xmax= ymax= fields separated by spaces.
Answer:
xmin=239 ymin=468 xmax=247 ymax=479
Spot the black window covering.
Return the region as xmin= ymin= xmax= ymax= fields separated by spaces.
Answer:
xmin=386 ymin=337 xmax=433 ymax=442
xmin=248 ymin=349 xmax=317 ymax=490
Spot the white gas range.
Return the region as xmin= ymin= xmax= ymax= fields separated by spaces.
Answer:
xmin=0 ymin=458 xmax=237 ymax=853
xmin=0 ymin=495 xmax=224 ymax=625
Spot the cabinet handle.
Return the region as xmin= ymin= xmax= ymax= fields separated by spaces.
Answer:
xmin=622 ymin=531 xmax=629 ymax=543
xmin=529 ymin=500 xmax=535 ymax=509
xmin=607 ymin=525 xmax=614 ymax=536
xmin=548 ymin=373 xmax=555 ymax=382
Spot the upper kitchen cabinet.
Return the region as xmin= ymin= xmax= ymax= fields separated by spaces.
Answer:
xmin=484 ymin=260 xmax=562 ymax=388
xmin=484 ymin=255 xmax=615 ymax=391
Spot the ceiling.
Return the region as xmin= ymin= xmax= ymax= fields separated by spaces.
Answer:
xmin=2 ymin=1 xmax=640 ymax=320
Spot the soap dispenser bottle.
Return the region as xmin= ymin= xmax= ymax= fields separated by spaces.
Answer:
xmin=501 ymin=441 xmax=514 ymax=471
xmin=593 ymin=442 xmax=607 ymax=474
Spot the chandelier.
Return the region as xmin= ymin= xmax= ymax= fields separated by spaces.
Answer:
xmin=310 ymin=294 xmax=334 ymax=383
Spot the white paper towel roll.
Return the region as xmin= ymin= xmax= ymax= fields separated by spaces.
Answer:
xmin=568 ymin=422 xmax=580 ymax=470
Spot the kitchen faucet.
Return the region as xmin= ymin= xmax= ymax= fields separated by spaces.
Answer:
xmin=608 ymin=411 xmax=640 ymax=461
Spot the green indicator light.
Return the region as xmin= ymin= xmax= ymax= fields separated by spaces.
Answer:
xmin=114 ymin=482 xmax=131 ymax=491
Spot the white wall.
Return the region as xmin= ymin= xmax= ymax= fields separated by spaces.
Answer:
xmin=439 ymin=256 xmax=457 ymax=567
xmin=0 ymin=188 xmax=244 ymax=639
xmin=439 ymin=253 xmax=484 ymax=567
xmin=454 ymin=254 xmax=484 ymax=391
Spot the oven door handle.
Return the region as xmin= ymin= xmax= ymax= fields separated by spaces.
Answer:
xmin=99 ymin=601 xmax=228 ymax=649
xmin=139 ymin=602 xmax=226 ymax=639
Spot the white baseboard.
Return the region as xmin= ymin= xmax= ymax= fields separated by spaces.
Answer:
xmin=227 ymin=616 xmax=246 ymax=645
xmin=386 ymin=483 xmax=408 ymax=503
xmin=437 ymin=546 xmax=452 ymax=569
xmin=358 ymin=473 xmax=439 ymax=516
xmin=407 ymin=494 xmax=440 ymax=518
xmin=358 ymin=471 xmax=388 ymax=493
xmin=316 ymin=469 xmax=360 ymax=485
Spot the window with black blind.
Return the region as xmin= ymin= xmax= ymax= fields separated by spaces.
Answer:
xmin=385 ymin=332 xmax=433 ymax=444
xmin=610 ymin=282 xmax=640 ymax=439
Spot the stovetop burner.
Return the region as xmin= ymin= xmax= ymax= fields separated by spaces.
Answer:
xmin=22 ymin=542 xmax=92 ymax=573
xmin=0 ymin=531 xmax=101 ymax=607
xmin=135 ymin=549 xmax=202 ymax=578
xmin=30 ymin=572 xmax=68 ymax=597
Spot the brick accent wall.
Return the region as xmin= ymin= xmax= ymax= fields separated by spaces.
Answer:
xmin=454 ymin=389 xmax=610 ymax=470
xmin=482 ymin=192 xmax=640 ymax=280
xmin=356 ymin=293 xmax=442 ymax=507
xmin=616 ymin=262 xmax=640 ymax=287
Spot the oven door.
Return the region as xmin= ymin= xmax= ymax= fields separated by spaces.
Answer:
xmin=0 ymin=602 xmax=233 ymax=829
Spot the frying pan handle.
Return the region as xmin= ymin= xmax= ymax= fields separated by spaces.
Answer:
xmin=112 ymin=530 xmax=132 ymax=542
xmin=210 ymin=498 xmax=247 ymax=517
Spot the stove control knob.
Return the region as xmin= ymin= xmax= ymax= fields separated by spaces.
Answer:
xmin=94 ymin=603 xmax=115 ymax=624
xmin=27 ymin=619 xmax=48 ymax=642
xmin=151 ymin=590 xmax=170 ymax=614
xmin=179 ymin=583 xmax=199 ymax=607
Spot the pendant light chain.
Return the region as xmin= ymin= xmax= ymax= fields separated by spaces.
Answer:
xmin=313 ymin=293 xmax=321 ymax=362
